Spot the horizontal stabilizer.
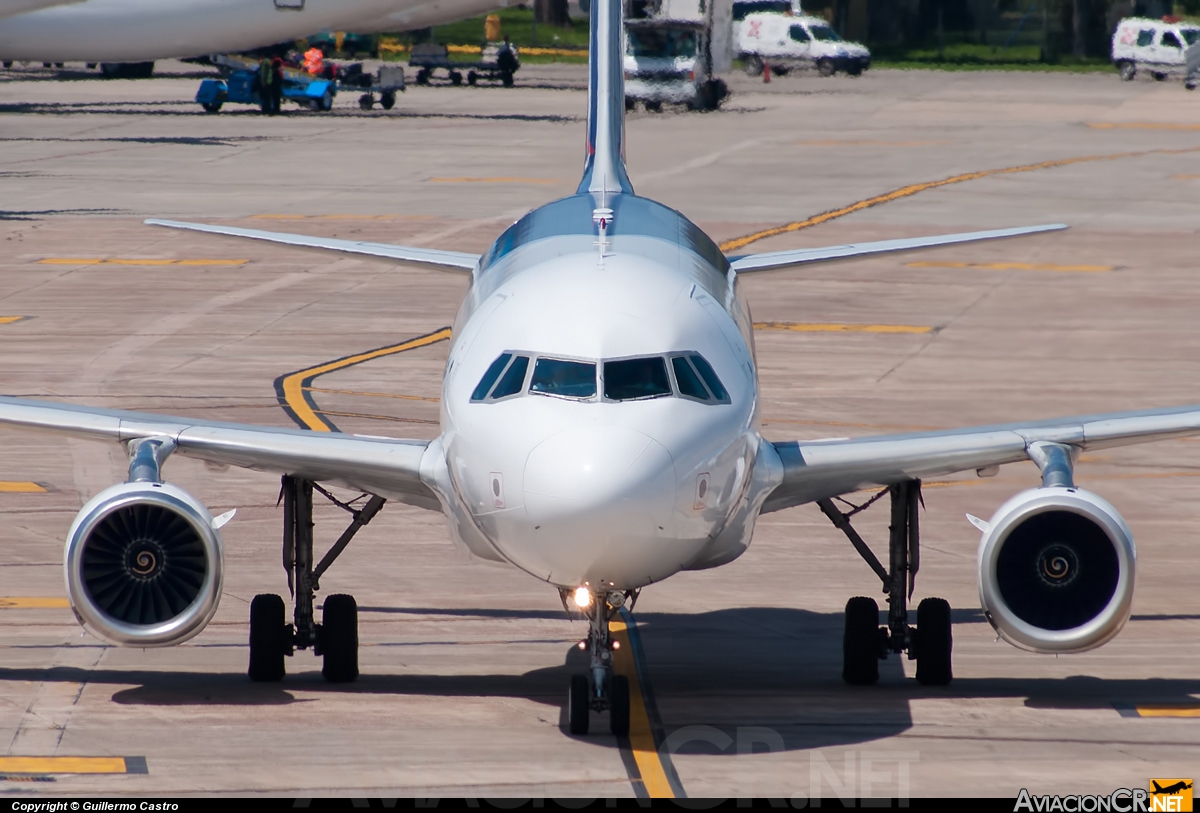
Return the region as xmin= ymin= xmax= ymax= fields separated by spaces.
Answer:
xmin=729 ymin=223 xmax=1067 ymax=274
xmin=145 ymin=219 xmax=479 ymax=271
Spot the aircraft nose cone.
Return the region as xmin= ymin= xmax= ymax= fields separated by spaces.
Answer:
xmin=523 ymin=426 xmax=678 ymax=586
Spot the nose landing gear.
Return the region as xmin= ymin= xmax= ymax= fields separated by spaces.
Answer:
xmin=566 ymin=588 xmax=634 ymax=736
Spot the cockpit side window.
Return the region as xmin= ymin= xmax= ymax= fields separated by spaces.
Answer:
xmin=490 ymin=355 xmax=530 ymax=399
xmin=671 ymin=356 xmax=711 ymax=401
xmin=604 ymin=357 xmax=672 ymax=401
xmin=689 ymin=354 xmax=729 ymax=401
xmin=471 ymin=353 xmax=512 ymax=401
xmin=530 ymin=358 xmax=597 ymax=399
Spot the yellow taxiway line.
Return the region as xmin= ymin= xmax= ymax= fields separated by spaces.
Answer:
xmin=0 ymin=597 xmax=69 ymax=609
xmin=0 ymin=756 xmax=143 ymax=774
xmin=719 ymin=145 xmax=1200 ymax=253
xmin=0 ymin=316 xmax=29 ymax=325
xmin=275 ymin=328 xmax=452 ymax=432
xmin=1132 ymin=706 xmax=1200 ymax=717
xmin=0 ymin=482 xmax=46 ymax=493
xmin=611 ymin=615 xmax=680 ymax=798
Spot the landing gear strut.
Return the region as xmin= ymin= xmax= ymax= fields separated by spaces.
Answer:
xmin=247 ymin=475 xmax=385 ymax=683
xmin=818 ymin=479 xmax=953 ymax=686
xmin=566 ymin=588 xmax=635 ymax=736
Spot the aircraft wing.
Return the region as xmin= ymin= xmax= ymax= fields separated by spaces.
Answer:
xmin=728 ymin=224 xmax=1066 ymax=274
xmin=0 ymin=397 xmax=441 ymax=511
xmin=763 ymin=404 xmax=1200 ymax=513
xmin=145 ymin=219 xmax=479 ymax=272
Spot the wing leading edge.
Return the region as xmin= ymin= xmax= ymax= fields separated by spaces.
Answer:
xmin=764 ymin=404 xmax=1200 ymax=513
xmin=145 ymin=219 xmax=480 ymax=271
xmin=0 ymin=396 xmax=439 ymax=510
xmin=729 ymin=224 xmax=1067 ymax=274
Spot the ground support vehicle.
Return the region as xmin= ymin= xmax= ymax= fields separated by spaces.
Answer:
xmin=195 ymin=55 xmax=337 ymax=113
xmin=1111 ymin=16 xmax=1200 ymax=85
xmin=735 ymin=12 xmax=870 ymax=77
xmin=409 ymin=42 xmax=519 ymax=87
xmin=624 ymin=18 xmax=727 ymax=111
xmin=351 ymin=65 xmax=406 ymax=109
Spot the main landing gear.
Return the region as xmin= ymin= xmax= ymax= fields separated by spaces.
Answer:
xmin=566 ymin=587 xmax=636 ymax=737
xmin=817 ymin=479 xmax=953 ymax=687
xmin=248 ymin=475 xmax=386 ymax=684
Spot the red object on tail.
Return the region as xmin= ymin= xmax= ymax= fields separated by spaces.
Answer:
xmin=763 ymin=62 xmax=770 ymax=83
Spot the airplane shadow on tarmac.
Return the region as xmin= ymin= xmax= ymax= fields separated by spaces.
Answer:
xmin=1 ymin=606 xmax=1198 ymax=753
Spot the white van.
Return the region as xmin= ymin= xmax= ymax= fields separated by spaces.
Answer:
xmin=624 ymin=19 xmax=728 ymax=110
xmin=1111 ymin=16 xmax=1200 ymax=82
xmin=735 ymin=12 xmax=870 ymax=77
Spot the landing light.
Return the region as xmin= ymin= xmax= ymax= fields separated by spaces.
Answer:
xmin=573 ymin=586 xmax=592 ymax=608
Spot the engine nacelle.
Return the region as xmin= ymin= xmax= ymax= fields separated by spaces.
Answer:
xmin=977 ymin=486 xmax=1135 ymax=653
xmin=64 ymin=482 xmax=224 ymax=647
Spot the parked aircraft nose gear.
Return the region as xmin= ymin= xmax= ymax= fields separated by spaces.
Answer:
xmin=246 ymin=476 xmax=384 ymax=683
xmin=567 ymin=588 xmax=633 ymax=736
xmin=819 ymin=480 xmax=954 ymax=686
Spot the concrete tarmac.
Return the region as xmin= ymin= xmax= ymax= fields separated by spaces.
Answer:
xmin=1 ymin=59 xmax=1200 ymax=798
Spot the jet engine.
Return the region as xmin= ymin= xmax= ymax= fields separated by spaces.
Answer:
xmin=977 ymin=486 xmax=1135 ymax=653
xmin=64 ymin=481 xmax=224 ymax=647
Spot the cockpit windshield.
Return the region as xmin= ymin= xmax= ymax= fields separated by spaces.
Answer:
xmin=471 ymin=352 xmax=727 ymax=404
xmin=530 ymin=358 xmax=597 ymax=399
xmin=604 ymin=357 xmax=672 ymax=401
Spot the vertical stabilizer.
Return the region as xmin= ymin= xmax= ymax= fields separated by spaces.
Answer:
xmin=577 ymin=0 xmax=634 ymax=197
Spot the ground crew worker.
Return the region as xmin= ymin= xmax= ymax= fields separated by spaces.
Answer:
xmin=269 ymin=56 xmax=284 ymax=114
xmin=257 ymin=56 xmax=273 ymax=114
xmin=303 ymin=46 xmax=323 ymax=76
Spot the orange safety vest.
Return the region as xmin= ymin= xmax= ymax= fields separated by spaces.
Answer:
xmin=303 ymin=47 xmax=323 ymax=75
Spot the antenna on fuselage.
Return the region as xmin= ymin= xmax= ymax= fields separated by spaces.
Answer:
xmin=577 ymin=0 xmax=634 ymax=198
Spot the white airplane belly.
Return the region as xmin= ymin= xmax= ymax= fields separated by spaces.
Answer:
xmin=0 ymin=0 xmax=423 ymax=62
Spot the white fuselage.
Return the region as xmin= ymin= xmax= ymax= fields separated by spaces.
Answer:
xmin=422 ymin=192 xmax=778 ymax=591
xmin=0 ymin=0 xmax=507 ymax=63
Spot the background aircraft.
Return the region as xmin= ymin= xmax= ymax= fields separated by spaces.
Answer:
xmin=0 ymin=0 xmax=507 ymax=65
xmin=0 ymin=0 xmax=1196 ymax=740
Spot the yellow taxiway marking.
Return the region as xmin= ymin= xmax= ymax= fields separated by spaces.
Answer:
xmin=754 ymin=321 xmax=934 ymax=334
xmin=428 ymin=176 xmax=559 ymax=185
xmin=1088 ymin=122 xmax=1200 ymax=130
xmin=611 ymin=617 xmax=676 ymax=798
xmin=0 ymin=482 xmax=46 ymax=493
xmin=0 ymin=757 xmax=128 ymax=774
xmin=276 ymin=328 xmax=452 ymax=432
xmin=1133 ymin=706 xmax=1200 ymax=718
xmin=905 ymin=261 xmax=1112 ymax=273
xmin=719 ymin=145 xmax=1200 ymax=253
xmin=0 ymin=597 xmax=69 ymax=609
xmin=305 ymin=386 xmax=441 ymax=403
xmin=1173 ymin=174 xmax=1200 ymax=180
xmin=0 ymin=316 xmax=28 ymax=325
xmin=38 ymin=258 xmax=247 ymax=266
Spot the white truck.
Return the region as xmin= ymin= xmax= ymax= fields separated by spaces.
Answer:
xmin=623 ymin=0 xmax=731 ymax=111
xmin=1111 ymin=16 xmax=1200 ymax=86
xmin=735 ymin=11 xmax=870 ymax=77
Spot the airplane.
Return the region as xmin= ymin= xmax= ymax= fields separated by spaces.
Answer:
xmin=0 ymin=0 xmax=508 ymax=72
xmin=0 ymin=0 xmax=1195 ymax=739
xmin=1152 ymin=782 xmax=1193 ymax=796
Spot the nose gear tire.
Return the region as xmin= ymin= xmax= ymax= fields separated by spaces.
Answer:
xmin=609 ymin=674 xmax=630 ymax=736
xmin=568 ymin=674 xmax=590 ymax=735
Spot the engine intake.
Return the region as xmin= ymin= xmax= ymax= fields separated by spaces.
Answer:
xmin=977 ymin=486 xmax=1135 ymax=653
xmin=65 ymin=482 xmax=224 ymax=647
